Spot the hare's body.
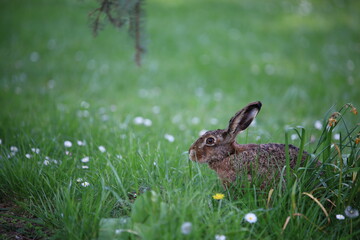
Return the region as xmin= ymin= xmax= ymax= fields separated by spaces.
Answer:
xmin=208 ymin=143 xmax=307 ymax=185
xmin=189 ymin=101 xmax=309 ymax=187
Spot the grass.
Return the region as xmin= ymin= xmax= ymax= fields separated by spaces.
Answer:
xmin=0 ymin=0 xmax=359 ymax=239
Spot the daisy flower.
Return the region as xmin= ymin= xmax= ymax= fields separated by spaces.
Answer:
xmin=314 ymin=120 xmax=323 ymax=130
xmin=181 ymin=222 xmax=192 ymax=235
xmin=244 ymin=213 xmax=257 ymax=224
xmin=215 ymin=235 xmax=226 ymax=240
xmin=77 ymin=140 xmax=86 ymax=146
xmin=81 ymin=156 xmax=90 ymax=163
xmin=98 ymin=145 xmax=106 ymax=153
xmin=81 ymin=182 xmax=90 ymax=187
xmin=191 ymin=117 xmax=200 ymax=125
xmin=133 ymin=116 xmax=144 ymax=125
xmin=10 ymin=146 xmax=18 ymax=152
xmin=344 ymin=206 xmax=359 ymax=219
xmin=143 ymin=118 xmax=152 ymax=127
xmin=64 ymin=141 xmax=72 ymax=148
xmin=164 ymin=134 xmax=175 ymax=143
xmin=31 ymin=148 xmax=40 ymax=154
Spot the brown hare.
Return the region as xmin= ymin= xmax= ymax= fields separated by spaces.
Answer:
xmin=188 ymin=101 xmax=308 ymax=188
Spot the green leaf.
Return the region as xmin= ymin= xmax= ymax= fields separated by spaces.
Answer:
xmin=98 ymin=217 xmax=131 ymax=240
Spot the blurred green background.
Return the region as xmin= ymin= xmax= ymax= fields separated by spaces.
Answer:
xmin=1 ymin=0 xmax=359 ymax=136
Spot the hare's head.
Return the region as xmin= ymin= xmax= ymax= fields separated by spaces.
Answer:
xmin=189 ymin=101 xmax=262 ymax=163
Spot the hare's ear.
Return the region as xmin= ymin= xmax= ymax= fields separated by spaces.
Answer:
xmin=226 ymin=101 xmax=262 ymax=139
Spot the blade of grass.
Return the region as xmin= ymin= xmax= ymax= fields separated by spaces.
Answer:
xmin=302 ymin=192 xmax=330 ymax=228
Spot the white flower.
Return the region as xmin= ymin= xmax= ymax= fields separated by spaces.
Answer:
xmin=336 ymin=214 xmax=345 ymax=220
xmin=138 ymin=89 xmax=148 ymax=98
xmin=152 ymin=106 xmax=160 ymax=114
xmin=333 ymin=133 xmax=340 ymax=140
xmin=291 ymin=134 xmax=298 ymax=141
xmin=164 ymin=134 xmax=175 ymax=143
xmin=76 ymin=178 xmax=83 ymax=182
xmin=80 ymin=101 xmax=90 ymax=109
xmin=47 ymin=79 xmax=55 ymax=89
xmin=10 ymin=146 xmax=18 ymax=152
xmin=82 ymin=165 xmax=89 ymax=169
xmin=172 ymin=114 xmax=182 ymax=124
xmin=133 ymin=116 xmax=144 ymax=125
xmin=77 ymin=140 xmax=86 ymax=146
xmin=101 ymin=115 xmax=109 ymax=122
xmin=110 ymin=105 xmax=117 ymax=112
xmin=181 ymin=222 xmax=192 ymax=235
xmin=25 ymin=154 xmax=32 ymax=159
xmin=77 ymin=110 xmax=90 ymax=118
xmin=65 ymin=151 xmax=71 ymax=156
xmin=215 ymin=235 xmax=226 ymax=240
xmin=43 ymin=160 xmax=50 ymax=165
xmin=98 ymin=145 xmax=106 ymax=153
xmin=199 ymin=129 xmax=208 ymax=136
xmin=191 ymin=117 xmax=200 ymax=125
xmin=31 ymin=148 xmax=40 ymax=154
xmin=30 ymin=51 xmax=39 ymax=62
xmin=244 ymin=213 xmax=257 ymax=224
xmin=83 ymin=110 xmax=90 ymax=117
xmin=116 ymin=154 xmax=123 ymax=159
xmin=344 ymin=206 xmax=359 ymax=219
xmin=81 ymin=156 xmax=90 ymax=163
xmin=64 ymin=141 xmax=72 ymax=148
xmin=98 ymin=107 xmax=106 ymax=114
xmin=314 ymin=120 xmax=323 ymax=130
xmin=210 ymin=118 xmax=218 ymax=125
xmin=81 ymin=182 xmax=90 ymax=187
xmin=143 ymin=118 xmax=152 ymax=127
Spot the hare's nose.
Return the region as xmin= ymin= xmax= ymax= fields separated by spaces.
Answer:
xmin=189 ymin=149 xmax=196 ymax=161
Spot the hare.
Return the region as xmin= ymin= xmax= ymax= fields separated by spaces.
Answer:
xmin=188 ymin=101 xmax=308 ymax=188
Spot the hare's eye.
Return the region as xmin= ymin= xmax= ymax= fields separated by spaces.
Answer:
xmin=206 ymin=137 xmax=215 ymax=145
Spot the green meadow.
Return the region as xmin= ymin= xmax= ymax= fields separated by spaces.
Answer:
xmin=0 ymin=0 xmax=359 ymax=239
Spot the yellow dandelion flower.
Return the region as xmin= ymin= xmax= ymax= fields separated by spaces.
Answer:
xmin=213 ymin=193 xmax=225 ymax=200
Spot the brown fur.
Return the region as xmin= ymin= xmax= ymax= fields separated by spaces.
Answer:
xmin=188 ymin=101 xmax=308 ymax=188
